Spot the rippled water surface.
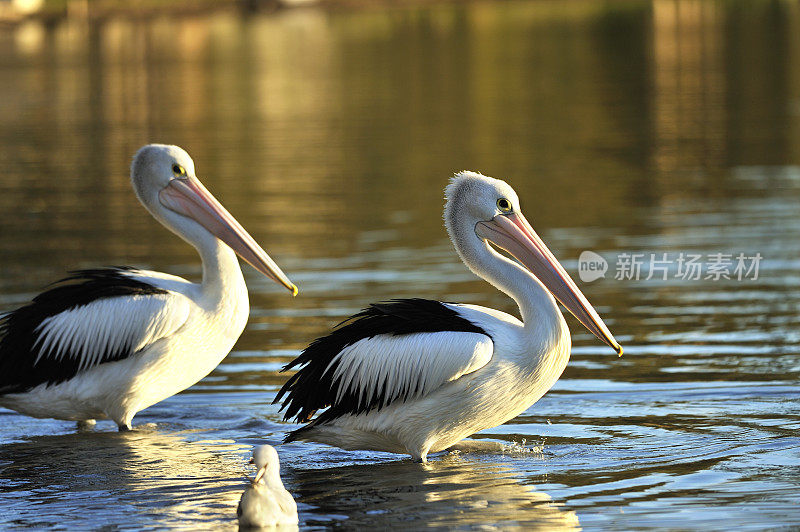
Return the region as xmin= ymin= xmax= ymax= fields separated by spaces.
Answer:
xmin=1 ymin=1 xmax=799 ymax=529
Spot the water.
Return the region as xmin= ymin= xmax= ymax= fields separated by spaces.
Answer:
xmin=0 ymin=1 xmax=799 ymax=529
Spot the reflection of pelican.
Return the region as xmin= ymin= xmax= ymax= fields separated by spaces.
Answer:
xmin=238 ymin=445 xmax=298 ymax=529
xmin=292 ymin=453 xmax=580 ymax=529
xmin=276 ymin=172 xmax=621 ymax=461
xmin=0 ymin=145 xmax=297 ymax=430
xmin=0 ymin=427 xmax=248 ymax=528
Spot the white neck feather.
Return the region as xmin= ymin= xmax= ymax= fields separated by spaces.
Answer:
xmin=153 ymin=203 xmax=246 ymax=303
xmin=445 ymin=206 xmax=565 ymax=348
xmin=464 ymin=233 xmax=559 ymax=326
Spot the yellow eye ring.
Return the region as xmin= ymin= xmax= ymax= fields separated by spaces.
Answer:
xmin=497 ymin=198 xmax=512 ymax=213
xmin=172 ymin=164 xmax=187 ymax=177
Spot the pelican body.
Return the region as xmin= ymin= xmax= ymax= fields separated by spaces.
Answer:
xmin=275 ymin=172 xmax=621 ymax=462
xmin=237 ymin=445 xmax=298 ymax=529
xmin=0 ymin=145 xmax=297 ymax=430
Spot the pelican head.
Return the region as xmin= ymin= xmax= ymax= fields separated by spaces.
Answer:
xmin=131 ymin=144 xmax=297 ymax=296
xmin=250 ymin=444 xmax=281 ymax=484
xmin=445 ymin=171 xmax=622 ymax=355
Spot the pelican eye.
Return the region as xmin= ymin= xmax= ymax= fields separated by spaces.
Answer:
xmin=172 ymin=164 xmax=187 ymax=177
xmin=497 ymin=198 xmax=512 ymax=213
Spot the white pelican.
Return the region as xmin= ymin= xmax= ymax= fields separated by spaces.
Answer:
xmin=237 ymin=445 xmax=298 ymax=529
xmin=275 ymin=171 xmax=621 ymax=462
xmin=0 ymin=144 xmax=297 ymax=430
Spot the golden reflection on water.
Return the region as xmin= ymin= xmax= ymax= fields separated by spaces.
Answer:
xmin=1 ymin=1 xmax=798 ymax=286
xmin=294 ymin=452 xmax=580 ymax=530
xmin=0 ymin=1 xmax=797 ymax=342
xmin=0 ymin=426 xmax=248 ymax=529
xmin=651 ymin=0 xmax=726 ymax=174
xmin=421 ymin=456 xmax=580 ymax=530
xmin=0 ymin=425 xmax=578 ymax=530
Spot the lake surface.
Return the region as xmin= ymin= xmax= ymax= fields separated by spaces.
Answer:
xmin=1 ymin=1 xmax=799 ymax=529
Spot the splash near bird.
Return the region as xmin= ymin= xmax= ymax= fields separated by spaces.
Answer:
xmin=0 ymin=144 xmax=297 ymax=430
xmin=237 ymin=445 xmax=298 ymax=529
xmin=275 ymin=171 xmax=620 ymax=462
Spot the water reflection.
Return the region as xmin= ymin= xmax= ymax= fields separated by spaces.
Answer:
xmin=2 ymin=1 xmax=798 ymax=294
xmin=0 ymin=427 xmax=246 ymax=530
xmin=293 ymin=453 xmax=579 ymax=530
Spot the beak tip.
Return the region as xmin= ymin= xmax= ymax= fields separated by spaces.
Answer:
xmin=291 ymin=284 xmax=299 ymax=297
xmin=616 ymin=345 xmax=623 ymax=357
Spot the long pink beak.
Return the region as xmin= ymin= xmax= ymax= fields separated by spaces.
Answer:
xmin=476 ymin=212 xmax=622 ymax=355
xmin=159 ymin=176 xmax=298 ymax=296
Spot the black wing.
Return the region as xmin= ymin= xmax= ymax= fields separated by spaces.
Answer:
xmin=0 ymin=267 xmax=169 ymax=394
xmin=274 ymin=298 xmax=489 ymax=426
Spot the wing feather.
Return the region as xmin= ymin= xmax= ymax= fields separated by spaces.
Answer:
xmin=275 ymin=299 xmax=494 ymax=424
xmin=33 ymin=295 xmax=189 ymax=371
xmin=0 ymin=268 xmax=191 ymax=394
xmin=329 ymin=331 xmax=493 ymax=409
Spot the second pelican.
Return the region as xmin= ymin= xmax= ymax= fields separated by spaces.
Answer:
xmin=275 ymin=171 xmax=621 ymax=462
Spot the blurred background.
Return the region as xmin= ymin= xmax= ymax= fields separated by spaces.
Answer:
xmin=0 ymin=1 xmax=799 ymax=530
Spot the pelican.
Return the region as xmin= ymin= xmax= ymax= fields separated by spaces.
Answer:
xmin=237 ymin=445 xmax=298 ymax=529
xmin=275 ymin=171 xmax=621 ymax=462
xmin=0 ymin=144 xmax=297 ymax=430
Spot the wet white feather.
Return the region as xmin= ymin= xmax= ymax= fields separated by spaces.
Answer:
xmin=327 ymin=331 xmax=494 ymax=408
xmin=33 ymin=294 xmax=191 ymax=370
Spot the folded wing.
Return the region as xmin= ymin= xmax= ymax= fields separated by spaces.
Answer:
xmin=275 ymin=299 xmax=494 ymax=424
xmin=0 ymin=268 xmax=190 ymax=394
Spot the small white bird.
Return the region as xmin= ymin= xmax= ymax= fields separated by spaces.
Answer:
xmin=275 ymin=171 xmax=622 ymax=462
xmin=0 ymin=144 xmax=297 ymax=430
xmin=238 ymin=445 xmax=298 ymax=529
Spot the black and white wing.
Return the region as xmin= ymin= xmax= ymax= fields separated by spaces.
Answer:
xmin=0 ymin=268 xmax=190 ymax=394
xmin=275 ymin=299 xmax=494 ymax=425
